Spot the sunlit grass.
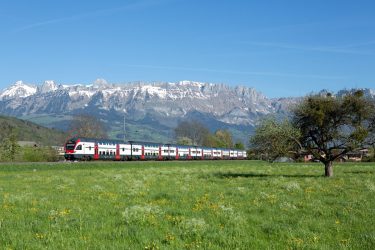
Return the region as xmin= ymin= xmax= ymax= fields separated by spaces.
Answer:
xmin=1 ymin=161 xmax=374 ymax=249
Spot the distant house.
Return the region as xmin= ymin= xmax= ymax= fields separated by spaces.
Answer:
xmin=345 ymin=149 xmax=369 ymax=162
xmin=304 ymin=154 xmax=314 ymax=162
xmin=18 ymin=141 xmax=39 ymax=147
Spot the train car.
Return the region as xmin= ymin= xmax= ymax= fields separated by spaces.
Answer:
xmin=64 ymin=137 xmax=247 ymax=161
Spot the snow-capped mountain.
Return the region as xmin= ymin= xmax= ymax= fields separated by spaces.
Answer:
xmin=0 ymin=81 xmax=37 ymax=100
xmin=0 ymin=79 xmax=284 ymax=125
xmin=1 ymin=79 xmax=373 ymax=142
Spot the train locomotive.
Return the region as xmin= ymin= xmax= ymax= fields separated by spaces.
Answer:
xmin=64 ymin=137 xmax=247 ymax=161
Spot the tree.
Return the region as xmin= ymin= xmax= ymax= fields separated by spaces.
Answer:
xmin=249 ymin=117 xmax=301 ymax=162
xmin=292 ymin=91 xmax=375 ymax=177
xmin=214 ymin=129 xmax=233 ymax=148
xmin=174 ymin=120 xmax=210 ymax=145
xmin=234 ymin=141 xmax=245 ymax=150
xmin=0 ymin=130 xmax=20 ymax=161
xmin=68 ymin=115 xmax=108 ymax=139
xmin=177 ymin=136 xmax=193 ymax=145
xmin=202 ymin=129 xmax=233 ymax=148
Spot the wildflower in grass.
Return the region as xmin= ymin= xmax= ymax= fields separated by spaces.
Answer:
xmin=162 ymin=233 xmax=175 ymax=245
xmin=181 ymin=218 xmax=207 ymax=235
xmin=219 ymin=205 xmax=234 ymax=215
xmin=310 ymin=235 xmax=319 ymax=243
xmin=335 ymin=220 xmax=340 ymax=224
xmin=259 ymin=192 xmax=278 ymax=204
xmin=91 ymin=184 xmax=104 ymax=192
xmin=144 ymin=241 xmax=159 ymax=250
xmin=252 ymin=198 xmax=260 ymax=207
xmin=283 ymin=182 xmax=301 ymax=192
xmin=289 ymin=237 xmax=304 ymax=247
xmin=304 ymin=187 xmax=314 ymax=194
xmin=113 ymin=174 xmax=123 ymax=181
xmin=122 ymin=205 xmax=163 ymax=225
xmin=49 ymin=209 xmax=58 ymax=220
xmin=340 ymin=239 xmax=350 ymax=247
xmin=165 ymin=214 xmax=184 ymax=225
xmin=80 ymin=236 xmax=88 ymax=242
xmin=59 ymin=208 xmax=71 ymax=217
xmin=35 ymin=233 xmax=45 ymax=239
xmin=29 ymin=207 xmax=38 ymax=213
xmin=365 ymin=182 xmax=375 ymax=192
xmin=192 ymin=194 xmax=210 ymax=211
xmin=184 ymin=240 xmax=203 ymax=249
xmin=279 ymin=202 xmax=297 ymax=211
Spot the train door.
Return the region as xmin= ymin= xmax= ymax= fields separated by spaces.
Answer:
xmin=141 ymin=145 xmax=145 ymax=160
xmin=94 ymin=143 xmax=99 ymax=160
xmin=116 ymin=144 xmax=120 ymax=160
xmin=158 ymin=146 xmax=162 ymax=160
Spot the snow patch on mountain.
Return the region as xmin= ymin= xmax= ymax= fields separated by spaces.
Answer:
xmin=0 ymin=81 xmax=37 ymax=100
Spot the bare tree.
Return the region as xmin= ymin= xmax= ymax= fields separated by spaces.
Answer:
xmin=175 ymin=120 xmax=209 ymax=146
xmin=68 ymin=115 xmax=108 ymax=139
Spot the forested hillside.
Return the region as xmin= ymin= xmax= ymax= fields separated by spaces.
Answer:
xmin=0 ymin=115 xmax=66 ymax=146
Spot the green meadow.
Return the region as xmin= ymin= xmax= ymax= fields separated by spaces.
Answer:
xmin=0 ymin=161 xmax=374 ymax=249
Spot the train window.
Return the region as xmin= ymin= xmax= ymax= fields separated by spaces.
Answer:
xmin=76 ymin=145 xmax=82 ymax=150
xmin=122 ymin=148 xmax=125 ymax=151
xmin=88 ymin=146 xmax=92 ymax=151
xmin=66 ymin=144 xmax=75 ymax=150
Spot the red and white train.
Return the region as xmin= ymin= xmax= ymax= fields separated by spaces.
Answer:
xmin=64 ymin=137 xmax=247 ymax=161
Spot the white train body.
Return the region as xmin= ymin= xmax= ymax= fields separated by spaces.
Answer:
xmin=65 ymin=137 xmax=247 ymax=161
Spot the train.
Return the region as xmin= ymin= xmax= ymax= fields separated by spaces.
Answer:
xmin=64 ymin=137 xmax=247 ymax=161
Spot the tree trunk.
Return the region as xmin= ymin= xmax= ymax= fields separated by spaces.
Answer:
xmin=324 ymin=161 xmax=334 ymax=177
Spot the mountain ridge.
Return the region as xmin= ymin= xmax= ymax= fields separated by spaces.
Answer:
xmin=1 ymin=79 xmax=374 ymax=143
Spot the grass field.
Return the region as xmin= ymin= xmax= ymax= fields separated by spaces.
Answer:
xmin=1 ymin=161 xmax=374 ymax=249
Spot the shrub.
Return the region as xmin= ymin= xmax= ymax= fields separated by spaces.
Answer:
xmin=21 ymin=146 xmax=59 ymax=162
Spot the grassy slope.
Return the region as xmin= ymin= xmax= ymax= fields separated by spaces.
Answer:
xmin=0 ymin=115 xmax=66 ymax=146
xmin=0 ymin=161 xmax=374 ymax=249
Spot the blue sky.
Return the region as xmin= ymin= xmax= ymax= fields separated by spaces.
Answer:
xmin=1 ymin=0 xmax=374 ymax=98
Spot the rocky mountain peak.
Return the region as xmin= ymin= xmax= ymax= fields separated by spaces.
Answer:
xmin=39 ymin=80 xmax=58 ymax=93
xmin=0 ymin=80 xmax=37 ymax=100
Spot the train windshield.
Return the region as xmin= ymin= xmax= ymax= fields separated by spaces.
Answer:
xmin=66 ymin=143 xmax=76 ymax=150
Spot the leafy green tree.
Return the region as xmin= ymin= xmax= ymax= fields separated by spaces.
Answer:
xmin=234 ymin=141 xmax=245 ymax=150
xmin=0 ymin=130 xmax=20 ymax=161
xmin=249 ymin=117 xmax=301 ymax=162
xmin=214 ymin=129 xmax=233 ymax=148
xmin=177 ymin=136 xmax=193 ymax=145
xmin=292 ymin=91 xmax=375 ymax=177
xmin=201 ymin=129 xmax=234 ymax=148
